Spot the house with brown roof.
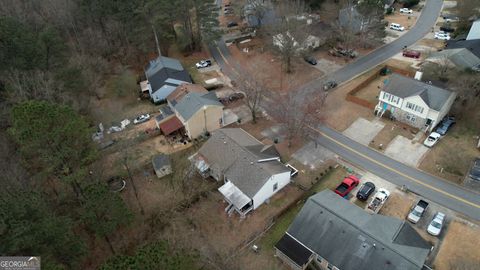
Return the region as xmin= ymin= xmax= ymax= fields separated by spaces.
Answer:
xmin=190 ymin=128 xmax=291 ymax=218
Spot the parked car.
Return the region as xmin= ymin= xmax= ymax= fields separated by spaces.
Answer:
xmin=366 ymin=188 xmax=390 ymax=214
xmin=133 ymin=114 xmax=150 ymax=124
xmin=400 ymin=8 xmax=413 ymax=14
xmin=228 ymin=92 xmax=245 ymax=102
xmin=423 ymin=132 xmax=441 ymax=147
xmin=434 ymin=31 xmax=451 ymax=40
xmin=443 ymin=15 xmax=459 ymax=23
xmin=323 ymin=80 xmax=337 ymax=91
xmin=407 ymin=199 xmax=429 ymax=224
xmin=303 ymin=55 xmax=317 ymax=65
xmin=440 ymin=25 xmax=455 ymax=33
xmin=334 ymin=175 xmax=360 ymax=197
xmin=402 ymin=50 xmax=421 ymax=59
xmin=195 ymin=60 xmax=212 ymax=69
xmin=435 ymin=116 xmax=455 ymax=135
xmin=389 ymin=23 xmax=405 ymax=31
xmin=328 ymin=47 xmax=358 ymax=58
xmin=356 ymin=182 xmax=376 ymax=201
xmin=468 ymin=158 xmax=480 ymax=181
xmin=427 ymin=212 xmax=446 ymax=236
xmin=227 ymin=21 xmax=238 ymax=27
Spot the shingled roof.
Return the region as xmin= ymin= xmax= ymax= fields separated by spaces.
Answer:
xmin=144 ymin=56 xmax=191 ymax=95
xmin=383 ymin=74 xmax=454 ymax=111
xmin=167 ymin=84 xmax=223 ymax=121
xmin=276 ymin=190 xmax=431 ymax=270
xmin=198 ymin=128 xmax=289 ymax=198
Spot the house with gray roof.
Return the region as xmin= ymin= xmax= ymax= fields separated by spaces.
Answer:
xmin=191 ymin=128 xmax=291 ymax=217
xmin=166 ymin=83 xmax=223 ymax=139
xmin=140 ymin=56 xmax=192 ymax=103
xmin=427 ymin=48 xmax=480 ymax=71
xmin=275 ymin=190 xmax=431 ymax=270
xmin=374 ymin=73 xmax=456 ymax=131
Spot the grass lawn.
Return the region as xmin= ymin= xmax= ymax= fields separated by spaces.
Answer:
xmin=258 ymin=166 xmax=348 ymax=251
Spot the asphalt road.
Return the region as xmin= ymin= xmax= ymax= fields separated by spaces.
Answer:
xmin=210 ymin=0 xmax=480 ymax=221
xmin=311 ymin=125 xmax=480 ymax=221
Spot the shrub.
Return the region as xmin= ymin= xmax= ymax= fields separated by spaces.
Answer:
xmin=402 ymin=0 xmax=420 ymax=8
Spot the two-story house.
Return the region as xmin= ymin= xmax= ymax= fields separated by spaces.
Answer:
xmin=164 ymin=83 xmax=224 ymax=139
xmin=374 ymin=74 xmax=456 ymax=131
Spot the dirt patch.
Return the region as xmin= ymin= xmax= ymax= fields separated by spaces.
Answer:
xmin=227 ymin=37 xmax=324 ymax=92
xmin=369 ymin=120 xmax=416 ymax=152
xmin=434 ymin=220 xmax=480 ymax=270
xmin=385 ymin=12 xmax=418 ymax=31
xmin=353 ymin=75 xmax=387 ymax=104
xmin=378 ymin=191 xmax=415 ymax=219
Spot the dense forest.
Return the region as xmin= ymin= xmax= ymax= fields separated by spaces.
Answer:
xmin=0 ymin=0 xmax=220 ymax=269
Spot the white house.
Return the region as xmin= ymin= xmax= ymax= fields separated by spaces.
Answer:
xmin=273 ymin=32 xmax=321 ymax=52
xmin=374 ymin=74 xmax=456 ymax=132
xmin=190 ymin=128 xmax=291 ymax=218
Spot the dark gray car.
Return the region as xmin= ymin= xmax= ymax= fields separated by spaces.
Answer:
xmin=469 ymin=158 xmax=480 ymax=181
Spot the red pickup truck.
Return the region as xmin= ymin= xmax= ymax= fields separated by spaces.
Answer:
xmin=334 ymin=175 xmax=360 ymax=197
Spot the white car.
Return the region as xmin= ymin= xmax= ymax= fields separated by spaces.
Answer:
xmin=434 ymin=32 xmax=451 ymax=40
xmin=400 ymin=8 xmax=413 ymax=14
xmin=133 ymin=114 xmax=150 ymax=124
xmin=427 ymin=212 xmax=445 ymax=236
xmin=423 ymin=132 xmax=441 ymax=147
xmin=389 ymin=23 xmax=405 ymax=31
xmin=195 ymin=60 xmax=212 ymax=69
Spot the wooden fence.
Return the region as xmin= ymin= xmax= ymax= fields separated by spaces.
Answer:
xmin=345 ymin=65 xmax=415 ymax=109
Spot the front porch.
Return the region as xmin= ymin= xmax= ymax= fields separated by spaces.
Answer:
xmin=218 ymin=181 xmax=254 ymax=218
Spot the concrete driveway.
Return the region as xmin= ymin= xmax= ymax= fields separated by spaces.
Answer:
xmin=385 ymin=135 xmax=429 ymax=167
xmin=309 ymin=59 xmax=343 ymax=74
xmin=342 ymin=118 xmax=385 ymax=146
xmin=292 ymin=141 xmax=335 ymax=169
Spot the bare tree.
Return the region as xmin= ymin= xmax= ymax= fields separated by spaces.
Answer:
xmin=236 ymin=70 xmax=266 ymax=124
xmin=268 ymin=0 xmax=311 ymax=73
xmin=269 ymin=88 xmax=325 ymax=147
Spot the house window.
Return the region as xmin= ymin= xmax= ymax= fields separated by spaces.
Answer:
xmin=273 ymin=183 xmax=278 ymax=191
xmin=406 ymin=114 xmax=416 ymax=123
xmin=406 ymin=102 xmax=424 ymax=113
xmin=327 ymin=263 xmax=334 ymax=270
xmin=383 ymin=92 xmax=390 ymax=100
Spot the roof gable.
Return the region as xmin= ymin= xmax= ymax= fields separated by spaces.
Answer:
xmin=467 ymin=20 xmax=480 ymax=41
xmin=198 ymin=129 xmax=289 ymax=198
xmin=383 ymin=74 xmax=454 ymax=111
xmin=285 ymin=190 xmax=431 ymax=270
xmin=145 ymin=57 xmax=191 ymax=94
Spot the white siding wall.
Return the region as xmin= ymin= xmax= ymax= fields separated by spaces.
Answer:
xmin=436 ymin=92 xmax=457 ymax=125
xmin=401 ymin=96 xmax=429 ymax=119
xmin=252 ymin=171 xmax=291 ymax=209
xmin=378 ymin=91 xmax=403 ymax=108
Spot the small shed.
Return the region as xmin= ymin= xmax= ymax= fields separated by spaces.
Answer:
xmin=152 ymin=154 xmax=172 ymax=179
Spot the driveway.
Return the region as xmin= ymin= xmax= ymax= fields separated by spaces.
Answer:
xmin=292 ymin=141 xmax=335 ymax=169
xmin=342 ymin=118 xmax=385 ymax=146
xmin=384 ymin=135 xmax=429 ymax=167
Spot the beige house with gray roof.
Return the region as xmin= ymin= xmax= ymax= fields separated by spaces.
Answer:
xmin=191 ymin=128 xmax=291 ymax=218
xmin=374 ymin=74 xmax=456 ymax=132
xmin=166 ymin=84 xmax=224 ymax=139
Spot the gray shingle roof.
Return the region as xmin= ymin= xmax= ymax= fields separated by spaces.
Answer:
xmin=173 ymin=92 xmax=223 ymax=121
xmin=144 ymin=56 xmax=191 ymax=95
xmin=384 ymin=74 xmax=454 ymax=111
xmin=429 ymin=48 xmax=480 ymax=69
xmin=285 ymin=190 xmax=431 ymax=270
xmin=198 ymin=129 xmax=289 ymax=198
xmin=446 ymin=39 xmax=480 ymax=58
xmin=152 ymin=154 xmax=171 ymax=170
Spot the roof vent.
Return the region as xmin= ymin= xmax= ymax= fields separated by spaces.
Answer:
xmin=373 ymin=243 xmax=376 ymax=249
xmin=224 ymin=141 xmax=227 ymax=144
xmin=250 ymin=162 xmax=254 ymax=165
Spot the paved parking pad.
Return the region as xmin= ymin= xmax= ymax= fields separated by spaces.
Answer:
xmin=342 ymin=118 xmax=385 ymax=146
xmin=292 ymin=141 xmax=335 ymax=169
xmin=385 ymin=135 xmax=428 ymax=167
